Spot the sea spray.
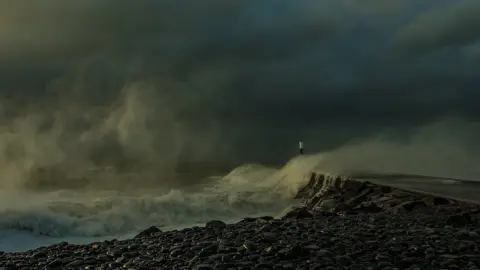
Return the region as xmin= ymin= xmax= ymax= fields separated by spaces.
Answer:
xmin=0 ymin=155 xmax=326 ymax=251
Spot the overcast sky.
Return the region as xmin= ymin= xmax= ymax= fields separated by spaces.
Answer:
xmin=1 ymin=0 xmax=480 ymax=165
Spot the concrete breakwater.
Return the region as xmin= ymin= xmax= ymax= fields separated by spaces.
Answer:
xmin=292 ymin=172 xmax=480 ymax=218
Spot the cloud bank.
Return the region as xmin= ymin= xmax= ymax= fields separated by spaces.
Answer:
xmin=0 ymin=0 xmax=480 ymax=188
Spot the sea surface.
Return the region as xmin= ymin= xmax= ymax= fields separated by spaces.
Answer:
xmin=0 ymin=156 xmax=321 ymax=252
xmin=3 ymin=152 xmax=479 ymax=253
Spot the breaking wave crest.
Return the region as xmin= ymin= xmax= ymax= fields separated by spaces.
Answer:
xmin=0 ymin=155 xmax=327 ymax=251
xmin=2 ymin=131 xmax=478 ymax=252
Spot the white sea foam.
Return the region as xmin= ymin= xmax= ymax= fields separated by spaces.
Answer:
xmin=2 ymin=140 xmax=477 ymax=253
xmin=0 ymin=154 xmax=324 ymax=252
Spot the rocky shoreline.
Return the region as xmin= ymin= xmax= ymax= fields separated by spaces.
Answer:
xmin=2 ymin=173 xmax=480 ymax=270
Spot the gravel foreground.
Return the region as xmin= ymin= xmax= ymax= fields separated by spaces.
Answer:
xmin=2 ymin=174 xmax=480 ymax=270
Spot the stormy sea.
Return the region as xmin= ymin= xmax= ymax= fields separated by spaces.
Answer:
xmin=1 ymin=0 xmax=480 ymax=257
xmin=2 ymin=135 xmax=479 ymax=253
xmin=0 ymin=156 xmax=323 ymax=252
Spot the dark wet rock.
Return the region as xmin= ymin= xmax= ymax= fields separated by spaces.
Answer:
xmin=46 ymin=259 xmax=63 ymax=267
xmin=394 ymin=200 xmax=428 ymax=213
xmin=205 ymin=220 xmax=226 ymax=231
xmin=241 ymin=217 xmax=258 ymax=222
xmin=424 ymin=197 xmax=451 ymax=206
xmin=318 ymin=198 xmax=344 ymax=212
xmin=198 ymin=247 xmax=216 ymax=258
xmin=106 ymin=249 xmax=123 ymax=257
xmin=262 ymin=232 xmax=278 ymax=243
xmin=354 ymin=202 xmax=383 ymax=213
xmin=66 ymin=259 xmax=84 ymax=267
xmin=115 ymin=256 xmax=127 ymax=263
xmin=283 ymin=207 xmax=313 ymax=219
xmin=134 ymin=226 xmax=162 ymax=238
xmin=336 ymin=254 xmax=352 ymax=266
xmin=447 ymin=213 xmax=473 ymax=227
xmin=170 ymin=248 xmax=184 ymax=257
xmin=242 ymin=241 xmax=258 ymax=252
xmin=193 ymin=264 xmax=214 ymax=270
xmin=345 ymin=186 xmax=373 ymax=206
xmin=242 ymin=216 xmax=275 ymax=223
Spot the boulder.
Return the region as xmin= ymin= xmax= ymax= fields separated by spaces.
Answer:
xmin=205 ymin=220 xmax=227 ymax=231
xmin=134 ymin=226 xmax=162 ymax=238
xmin=447 ymin=213 xmax=472 ymax=227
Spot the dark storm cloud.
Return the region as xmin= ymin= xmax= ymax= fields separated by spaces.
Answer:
xmin=394 ymin=0 xmax=480 ymax=53
xmin=0 ymin=0 xmax=479 ymax=170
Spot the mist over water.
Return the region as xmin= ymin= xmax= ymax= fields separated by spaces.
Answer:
xmin=1 ymin=0 xmax=480 ymax=251
xmin=0 ymin=157 xmax=320 ymax=252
